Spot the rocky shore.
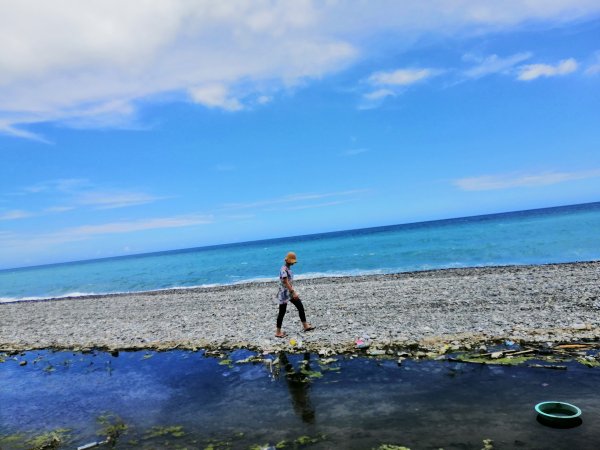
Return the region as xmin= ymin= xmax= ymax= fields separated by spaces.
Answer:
xmin=1 ymin=261 xmax=599 ymax=356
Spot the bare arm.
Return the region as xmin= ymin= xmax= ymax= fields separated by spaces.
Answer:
xmin=283 ymin=277 xmax=299 ymax=299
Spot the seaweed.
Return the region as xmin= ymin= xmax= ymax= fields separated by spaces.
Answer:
xmin=25 ymin=428 xmax=71 ymax=450
xmin=577 ymin=357 xmax=600 ymax=368
xmin=145 ymin=425 xmax=186 ymax=439
xmin=299 ymin=368 xmax=323 ymax=378
xmin=250 ymin=433 xmax=326 ymax=449
xmin=453 ymin=354 xmax=534 ymax=366
xmin=97 ymin=413 xmax=128 ymax=446
xmin=0 ymin=433 xmax=25 ymax=448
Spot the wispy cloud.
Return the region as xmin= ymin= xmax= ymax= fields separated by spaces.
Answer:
xmin=454 ymin=169 xmax=600 ymax=191
xmin=222 ymin=189 xmax=368 ymax=210
xmin=285 ymin=200 xmax=350 ymax=211
xmin=585 ymin=51 xmax=600 ymax=76
xmin=76 ymin=191 xmax=171 ymax=209
xmin=67 ymin=215 xmax=213 ymax=236
xmin=0 ymin=122 xmax=53 ymax=144
xmin=43 ymin=206 xmax=76 ymax=213
xmin=362 ymin=67 xmax=440 ymax=107
xmin=517 ymin=58 xmax=578 ymax=81
xmin=0 ymin=210 xmax=34 ymax=221
xmin=368 ymin=68 xmax=436 ymax=86
xmin=23 ymin=178 xmax=89 ymax=194
xmin=463 ymin=52 xmax=532 ymax=78
xmin=0 ymin=214 xmax=214 ymax=257
xmin=362 ymin=89 xmax=396 ymax=102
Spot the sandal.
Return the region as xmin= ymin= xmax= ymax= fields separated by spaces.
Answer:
xmin=275 ymin=333 xmax=288 ymax=338
xmin=303 ymin=326 xmax=316 ymax=332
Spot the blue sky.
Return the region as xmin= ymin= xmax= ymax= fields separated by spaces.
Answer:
xmin=1 ymin=1 xmax=599 ymax=269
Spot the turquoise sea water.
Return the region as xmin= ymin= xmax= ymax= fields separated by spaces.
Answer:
xmin=1 ymin=202 xmax=599 ymax=302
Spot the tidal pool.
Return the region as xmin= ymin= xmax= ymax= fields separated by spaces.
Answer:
xmin=1 ymin=350 xmax=599 ymax=449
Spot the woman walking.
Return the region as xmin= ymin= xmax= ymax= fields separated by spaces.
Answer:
xmin=275 ymin=252 xmax=315 ymax=337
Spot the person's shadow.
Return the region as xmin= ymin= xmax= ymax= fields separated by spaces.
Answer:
xmin=278 ymin=352 xmax=316 ymax=424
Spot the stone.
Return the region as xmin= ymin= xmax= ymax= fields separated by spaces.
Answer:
xmin=367 ymin=349 xmax=386 ymax=356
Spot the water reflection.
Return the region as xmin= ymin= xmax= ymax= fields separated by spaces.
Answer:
xmin=2 ymin=350 xmax=600 ymax=449
xmin=277 ymin=352 xmax=316 ymax=424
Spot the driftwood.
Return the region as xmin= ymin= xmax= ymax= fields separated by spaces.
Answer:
xmin=555 ymin=344 xmax=591 ymax=350
xmin=528 ymin=363 xmax=567 ymax=370
xmin=479 ymin=348 xmax=536 ymax=358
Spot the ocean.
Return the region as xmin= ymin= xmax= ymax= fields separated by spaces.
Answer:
xmin=1 ymin=202 xmax=599 ymax=302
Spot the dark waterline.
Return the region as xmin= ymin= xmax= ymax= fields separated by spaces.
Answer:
xmin=1 ymin=350 xmax=600 ymax=449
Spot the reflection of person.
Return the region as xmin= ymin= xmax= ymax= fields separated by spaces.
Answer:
xmin=278 ymin=352 xmax=315 ymax=424
xmin=275 ymin=252 xmax=315 ymax=338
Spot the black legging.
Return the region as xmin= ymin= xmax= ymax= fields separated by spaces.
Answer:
xmin=277 ymin=298 xmax=306 ymax=328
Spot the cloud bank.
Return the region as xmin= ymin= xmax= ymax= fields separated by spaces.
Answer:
xmin=1 ymin=0 xmax=599 ymax=138
xmin=454 ymin=169 xmax=600 ymax=191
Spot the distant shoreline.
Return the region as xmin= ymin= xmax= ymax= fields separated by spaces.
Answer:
xmin=1 ymin=260 xmax=599 ymax=355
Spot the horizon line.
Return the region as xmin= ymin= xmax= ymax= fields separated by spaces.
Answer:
xmin=2 ymin=200 xmax=598 ymax=273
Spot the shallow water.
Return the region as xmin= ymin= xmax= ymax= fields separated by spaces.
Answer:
xmin=1 ymin=350 xmax=599 ymax=449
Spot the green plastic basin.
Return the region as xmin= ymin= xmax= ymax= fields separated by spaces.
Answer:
xmin=535 ymin=401 xmax=582 ymax=422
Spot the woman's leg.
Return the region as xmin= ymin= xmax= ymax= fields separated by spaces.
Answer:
xmin=290 ymin=298 xmax=314 ymax=330
xmin=290 ymin=298 xmax=306 ymax=323
xmin=276 ymin=303 xmax=288 ymax=329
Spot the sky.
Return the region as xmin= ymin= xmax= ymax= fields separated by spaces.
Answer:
xmin=1 ymin=1 xmax=599 ymax=269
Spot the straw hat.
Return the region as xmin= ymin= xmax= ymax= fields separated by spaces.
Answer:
xmin=285 ymin=252 xmax=297 ymax=263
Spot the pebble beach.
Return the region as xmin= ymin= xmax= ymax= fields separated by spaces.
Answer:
xmin=1 ymin=261 xmax=599 ymax=355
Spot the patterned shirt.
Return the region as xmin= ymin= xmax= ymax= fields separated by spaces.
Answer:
xmin=277 ymin=265 xmax=293 ymax=304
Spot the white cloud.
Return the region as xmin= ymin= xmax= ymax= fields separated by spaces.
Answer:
xmin=454 ymin=169 xmax=600 ymax=191
xmin=463 ymin=52 xmax=532 ymax=78
xmin=0 ymin=210 xmax=33 ymax=221
xmin=189 ymin=84 xmax=243 ymax=111
xmin=362 ymin=89 xmax=396 ymax=102
xmin=368 ymin=68 xmax=435 ymax=86
xmin=1 ymin=1 xmax=598 ymax=140
xmin=517 ymin=58 xmax=578 ymax=80
xmin=362 ymin=68 xmax=438 ymax=106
